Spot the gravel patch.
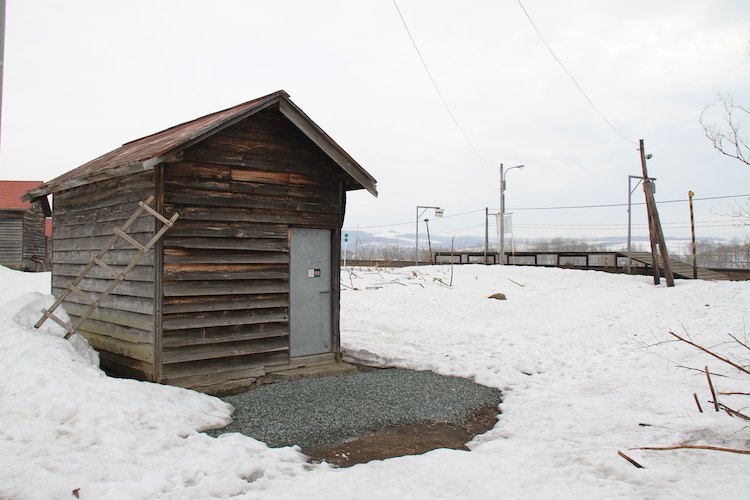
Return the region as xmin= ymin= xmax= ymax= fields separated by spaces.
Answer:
xmin=210 ymin=368 xmax=502 ymax=449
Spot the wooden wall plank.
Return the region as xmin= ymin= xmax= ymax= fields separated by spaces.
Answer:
xmin=53 ymin=231 xmax=155 ymax=252
xmin=52 ymin=249 xmax=156 ymax=266
xmin=163 ymin=293 xmax=287 ymax=313
xmin=165 ymin=220 xmax=287 ymax=239
xmin=162 ymin=323 xmax=288 ymax=347
xmin=163 ymin=236 xmax=288 ymax=252
xmin=163 ymin=263 xmax=288 ymax=281
xmin=53 ymin=275 xmax=154 ymax=298
xmin=162 ymin=336 xmax=289 ymax=364
xmin=163 ymin=279 xmax=286 ymax=297
xmin=163 ymin=248 xmax=288 ymax=264
xmin=53 ymin=288 xmax=154 ymax=315
xmin=163 ymin=307 xmax=288 ymax=330
xmin=54 ymin=263 xmax=154 ymax=282
xmin=65 ymin=302 xmax=154 ymax=331
xmin=162 ymin=351 xmax=288 ymax=380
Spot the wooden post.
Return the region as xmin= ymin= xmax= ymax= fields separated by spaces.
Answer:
xmin=424 ymin=218 xmax=433 ymax=264
xmin=484 ymin=207 xmax=490 ymax=266
xmin=689 ymin=191 xmax=697 ymax=279
xmin=639 ymin=139 xmax=674 ymax=287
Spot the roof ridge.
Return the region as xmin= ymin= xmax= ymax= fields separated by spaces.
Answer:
xmin=121 ymin=90 xmax=289 ymax=147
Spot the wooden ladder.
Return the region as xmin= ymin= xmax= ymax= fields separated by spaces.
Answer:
xmin=35 ymin=195 xmax=179 ymax=340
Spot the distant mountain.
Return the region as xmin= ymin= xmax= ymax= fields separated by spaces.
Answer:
xmin=341 ymin=230 xmax=727 ymax=260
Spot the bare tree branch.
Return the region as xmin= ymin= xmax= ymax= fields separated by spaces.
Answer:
xmin=700 ymin=94 xmax=750 ymax=166
xmin=633 ymin=445 xmax=750 ymax=455
xmin=669 ymin=331 xmax=750 ymax=376
xmin=729 ymin=333 xmax=750 ymax=352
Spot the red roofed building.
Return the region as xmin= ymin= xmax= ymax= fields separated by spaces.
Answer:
xmin=0 ymin=180 xmax=51 ymax=270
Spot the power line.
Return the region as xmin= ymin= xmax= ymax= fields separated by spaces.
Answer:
xmin=344 ymin=208 xmax=485 ymax=230
xmin=343 ymin=193 xmax=750 ymax=231
xmin=509 ymin=193 xmax=750 ymax=211
xmin=392 ymin=0 xmax=493 ymax=167
xmin=515 ymin=0 xmax=636 ymax=146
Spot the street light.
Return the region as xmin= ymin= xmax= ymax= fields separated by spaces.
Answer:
xmin=415 ymin=205 xmax=442 ymax=265
xmin=499 ymin=163 xmax=524 ymax=265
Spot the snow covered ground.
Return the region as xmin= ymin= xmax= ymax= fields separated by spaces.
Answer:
xmin=1 ymin=264 xmax=749 ymax=499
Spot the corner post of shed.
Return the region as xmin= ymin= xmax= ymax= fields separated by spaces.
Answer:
xmin=153 ymin=163 xmax=165 ymax=383
xmin=331 ymin=182 xmax=345 ymax=360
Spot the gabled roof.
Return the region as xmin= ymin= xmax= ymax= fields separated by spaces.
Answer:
xmin=25 ymin=90 xmax=377 ymax=200
xmin=1 ymin=180 xmax=44 ymax=210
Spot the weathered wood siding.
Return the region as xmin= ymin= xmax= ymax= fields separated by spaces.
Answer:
xmin=0 ymin=210 xmax=23 ymax=268
xmin=22 ymin=201 xmax=48 ymax=271
xmin=160 ymin=105 xmax=344 ymax=389
xmin=52 ymin=171 xmax=156 ymax=380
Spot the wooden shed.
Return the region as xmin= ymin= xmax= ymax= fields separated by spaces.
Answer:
xmin=24 ymin=90 xmax=377 ymax=392
xmin=0 ymin=180 xmax=51 ymax=271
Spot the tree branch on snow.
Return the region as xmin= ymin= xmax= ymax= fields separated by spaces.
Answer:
xmin=712 ymin=402 xmax=750 ymax=421
xmin=668 ymin=331 xmax=750 ymax=376
xmin=729 ymin=333 xmax=750 ymax=353
xmin=632 ymin=445 xmax=750 ymax=455
xmin=617 ymin=450 xmax=644 ymax=469
xmin=705 ymin=366 xmax=720 ymax=412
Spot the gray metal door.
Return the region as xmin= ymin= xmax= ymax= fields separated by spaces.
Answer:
xmin=290 ymin=228 xmax=332 ymax=357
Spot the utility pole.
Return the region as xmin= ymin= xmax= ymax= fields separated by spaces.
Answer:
xmin=424 ymin=218 xmax=433 ymax=264
xmin=627 ymin=174 xmax=653 ymax=274
xmin=499 ymin=163 xmax=525 ymax=266
xmin=415 ymin=205 xmax=443 ymax=266
xmin=499 ymin=164 xmax=504 ymax=265
xmin=484 ymin=207 xmax=490 ymax=266
xmin=689 ymin=191 xmax=697 ymax=279
xmin=639 ymin=139 xmax=674 ymax=287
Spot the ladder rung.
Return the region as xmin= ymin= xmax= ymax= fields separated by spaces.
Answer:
xmin=113 ymin=228 xmax=148 ymax=252
xmin=42 ymin=309 xmax=76 ymax=336
xmin=139 ymin=200 xmax=175 ymax=227
xmin=93 ymin=257 xmax=123 ymax=280
xmin=69 ymin=285 xmax=97 ymax=305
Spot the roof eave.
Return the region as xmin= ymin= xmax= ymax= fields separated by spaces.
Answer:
xmin=23 ymin=91 xmax=289 ymax=200
xmin=23 ymin=161 xmax=152 ymax=201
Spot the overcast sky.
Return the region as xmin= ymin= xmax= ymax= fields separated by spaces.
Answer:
xmin=2 ymin=0 xmax=749 ymax=244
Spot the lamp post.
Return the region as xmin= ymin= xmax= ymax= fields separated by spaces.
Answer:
xmin=415 ymin=205 xmax=443 ymax=265
xmin=499 ymin=163 xmax=524 ymax=265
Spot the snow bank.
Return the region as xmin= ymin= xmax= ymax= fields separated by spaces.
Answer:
xmin=1 ymin=263 xmax=749 ymax=499
xmin=0 ymin=267 xmax=310 ymax=499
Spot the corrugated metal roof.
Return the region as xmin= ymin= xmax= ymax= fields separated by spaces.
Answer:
xmin=0 ymin=180 xmax=43 ymax=209
xmin=25 ymin=90 xmax=377 ymax=200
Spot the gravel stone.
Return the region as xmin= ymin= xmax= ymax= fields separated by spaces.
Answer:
xmin=210 ymin=368 xmax=502 ymax=449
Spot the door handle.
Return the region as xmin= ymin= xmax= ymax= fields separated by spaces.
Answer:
xmin=320 ymin=290 xmax=331 ymax=294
